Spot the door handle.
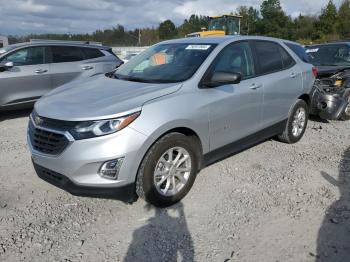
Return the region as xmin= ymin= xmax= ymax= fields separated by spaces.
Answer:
xmin=81 ymin=65 xmax=94 ymax=70
xmin=250 ymin=83 xmax=262 ymax=90
xmin=290 ymin=72 xmax=297 ymax=78
xmin=34 ymin=69 xmax=47 ymax=74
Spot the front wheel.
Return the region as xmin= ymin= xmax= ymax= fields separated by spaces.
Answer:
xmin=136 ymin=133 xmax=200 ymax=207
xmin=278 ymin=99 xmax=309 ymax=144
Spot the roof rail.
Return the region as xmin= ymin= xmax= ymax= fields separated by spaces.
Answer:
xmin=29 ymin=39 xmax=103 ymax=46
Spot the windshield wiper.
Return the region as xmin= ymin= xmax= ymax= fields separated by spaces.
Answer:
xmin=115 ymin=75 xmax=157 ymax=83
xmin=123 ymin=76 xmax=151 ymax=83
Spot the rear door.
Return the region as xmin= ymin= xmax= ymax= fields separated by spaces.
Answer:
xmin=0 ymin=46 xmax=51 ymax=107
xmin=252 ymin=40 xmax=303 ymax=127
xmin=80 ymin=47 xmax=120 ymax=74
xmin=48 ymin=45 xmax=88 ymax=88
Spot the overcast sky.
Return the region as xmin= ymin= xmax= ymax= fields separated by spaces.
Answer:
xmin=0 ymin=0 xmax=343 ymax=35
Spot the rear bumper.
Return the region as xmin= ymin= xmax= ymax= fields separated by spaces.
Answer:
xmin=310 ymin=82 xmax=348 ymax=119
xmin=33 ymin=161 xmax=137 ymax=203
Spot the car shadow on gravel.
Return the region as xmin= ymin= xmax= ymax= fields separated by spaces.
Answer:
xmin=123 ymin=202 xmax=194 ymax=262
xmin=316 ymin=147 xmax=350 ymax=261
xmin=0 ymin=108 xmax=32 ymax=122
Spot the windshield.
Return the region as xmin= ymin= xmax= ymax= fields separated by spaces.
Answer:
xmin=114 ymin=43 xmax=216 ymax=83
xmin=306 ymin=44 xmax=350 ymax=66
xmin=209 ymin=18 xmax=226 ymax=31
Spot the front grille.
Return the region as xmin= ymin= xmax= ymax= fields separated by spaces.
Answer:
xmin=28 ymin=120 xmax=70 ymax=155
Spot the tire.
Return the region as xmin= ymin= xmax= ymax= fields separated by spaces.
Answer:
xmin=340 ymin=89 xmax=350 ymax=121
xmin=136 ymin=132 xmax=200 ymax=207
xmin=278 ymin=99 xmax=309 ymax=144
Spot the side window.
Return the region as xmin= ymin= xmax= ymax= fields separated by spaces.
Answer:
xmin=51 ymin=46 xmax=85 ymax=63
xmin=279 ymin=46 xmax=295 ymax=69
xmin=254 ymin=41 xmax=284 ymax=74
xmin=212 ymin=42 xmax=255 ymax=79
xmin=4 ymin=47 xmax=44 ymax=66
xmin=82 ymin=48 xmax=104 ymax=59
xmin=285 ymin=42 xmax=310 ymax=63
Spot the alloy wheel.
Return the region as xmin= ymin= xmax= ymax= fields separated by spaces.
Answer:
xmin=153 ymin=147 xmax=192 ymax=197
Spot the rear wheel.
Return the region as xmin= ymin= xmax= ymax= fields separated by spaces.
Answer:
xmin=136 ymin=133 xmax=200 ymax=207
xmin=278 ymin=99 xmax=309 ymax=144
xmin=340 ymin=89 xmax=350 ymax=121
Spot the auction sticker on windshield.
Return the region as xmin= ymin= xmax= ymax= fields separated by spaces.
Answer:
xmin=185 ymin=45 xmax=211 ymax=50
xmin=306 ymin=48 xmax=319 ymax=53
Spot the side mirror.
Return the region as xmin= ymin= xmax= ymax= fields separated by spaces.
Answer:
xmin=0 ymin=61 xmax=14 ymax=70
xmin=201 ymin=72 xmax=241 ymax=88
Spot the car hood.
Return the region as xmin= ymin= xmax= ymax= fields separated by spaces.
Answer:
xmin=35 ymin=74 xmax=182 ymax=121
xmin=316 ymin=65 xmax=350 ymax=78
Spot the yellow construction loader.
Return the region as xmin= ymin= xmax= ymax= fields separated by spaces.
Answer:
xmin=186 ymin=14 xmax=242 ymax=37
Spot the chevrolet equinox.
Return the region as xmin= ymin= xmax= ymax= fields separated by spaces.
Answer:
xmin=28 ymin=36 xmax=315 ymax=207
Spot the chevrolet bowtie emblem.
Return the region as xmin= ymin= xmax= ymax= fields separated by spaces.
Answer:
xmin=34 ymin=116 xmax=43 ymax=125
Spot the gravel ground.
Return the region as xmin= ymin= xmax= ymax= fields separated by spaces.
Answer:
xmin=0 ymin=109 xmax=349 ymax=262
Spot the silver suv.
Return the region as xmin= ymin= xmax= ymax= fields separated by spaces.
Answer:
xmin=27 ymin=36 xmax=315 ymax=207
xmin=0 ymin=40 xmax=123 ymax=110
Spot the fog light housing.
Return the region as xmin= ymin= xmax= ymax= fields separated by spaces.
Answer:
xmin=99 ymin=158 xmax=124 ymax=180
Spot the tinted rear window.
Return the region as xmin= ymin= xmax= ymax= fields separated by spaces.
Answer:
xmin=305 ymin=44 xmax=350 ymax=66
xmin=285 ymin=42 xmax=310 ymax=63
xmin=82 ymin=48 xmax=104 ymax=59
xmin=254 ymin=41 xmax=284 ymax=74
xmin=51 ymin=46 xmax=85 ymax=63
xmin=279 ymin=46 xmax=295 ymax=69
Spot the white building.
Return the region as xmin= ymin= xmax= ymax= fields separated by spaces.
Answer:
xmin=0 ymin=36 xmax=9 ymax=47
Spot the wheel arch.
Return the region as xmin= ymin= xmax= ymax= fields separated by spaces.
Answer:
xmin=134 ymin=125 xmax=205 ymax=185
xmin=298 ymin=93 xmax=311 ymax=108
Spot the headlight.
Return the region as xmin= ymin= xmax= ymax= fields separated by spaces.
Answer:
xmin=70 ymin=111 xmax=140 ymax=140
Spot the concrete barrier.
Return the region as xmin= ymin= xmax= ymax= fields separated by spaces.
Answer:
xmin=112 ymin=46 xmax=149 ymax=59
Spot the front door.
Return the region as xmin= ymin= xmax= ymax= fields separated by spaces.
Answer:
xmin=0 ymin=46 xmax=51 ymax=107
xmin=206 ymin=41 xmax=263 ymax=150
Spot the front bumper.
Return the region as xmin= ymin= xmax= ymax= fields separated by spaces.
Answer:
xmin=33 ymin=161 xmax=137 ymax=202
xmin=28 ymin=116 xmax=149 ymax=202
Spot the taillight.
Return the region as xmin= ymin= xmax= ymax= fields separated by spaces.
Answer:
xmin=312 ymin=67 xmax=318 ymax=77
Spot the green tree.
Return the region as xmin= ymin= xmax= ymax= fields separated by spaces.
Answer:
xmin=140 ymin=27 xmax=159 ymax=46
xmin=259 ymin=0 xmax=293 ymax=38
xmin=177 ymin=15 xmax=209 ymax=37
xmin=237 ymin=6 xmax=260 ymax=35
xmin=337 ymin=0 xmax=350 ymax=38
xmin=292 ymin=14 xmax=318 ymax=41
xmin=159 ymin=20 xmax=177 ymax=40
xmin=317 ymin=0 xmax=338 ymax=35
